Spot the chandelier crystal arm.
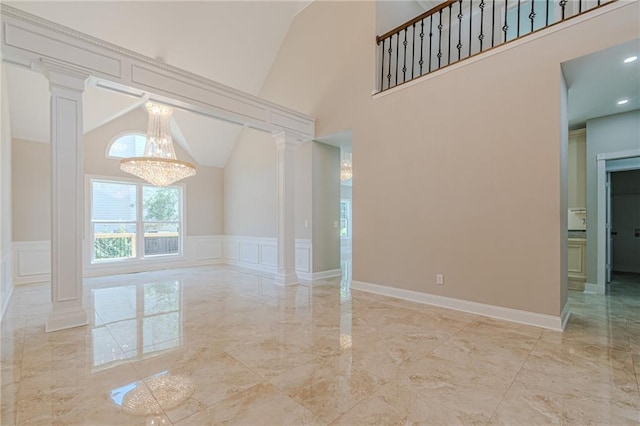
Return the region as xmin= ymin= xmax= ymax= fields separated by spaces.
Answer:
xmin=120 ymin=101 xmax=196 ymax=187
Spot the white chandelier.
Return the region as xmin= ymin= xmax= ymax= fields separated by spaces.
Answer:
xmin=120 ymin=102 xmax=196 ymax=187
xmin=340 ymin=152 xmax=352 ymax=182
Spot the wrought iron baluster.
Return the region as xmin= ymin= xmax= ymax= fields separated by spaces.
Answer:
xmin=437 ymin=10 xmax=443 ymax=69
xmin=387 ymin=35 xmax=392 ymax=89
xmin=479 ymin=0 xmax=485 ymax=51
xmin=560 ymin=0 xmax=567 ymax=20
xmin=395 ymin=31 xmax=400 ymax=86
xmin=411 ymin=23 xmax=416 ymax=79
xmin=469 ymin=0 xmax=473 ymax=57
xmin=420 ymin=19 xmax=425 ymax=75
xmin=546 ymin=0 xmax=550 ymax=26
xmin=458 ymin=0 xmax=463 ymax=60
xmin=491 ymin=0 xmax=496 ymax=47
xmin=402 ymin=28 xmax=408 ymax=82
xmin=380 ymin=39 xmax=385 ymax=91
xmin=429 ymin=15 xmax=433 ymax=72
xmin=503 ymin=0 xmax=509 ymax=42
xmin=429 ymin=16 xmax=433 ymax=72
xmin=529 ymin=0 xmax=535 ymax=33
xmin=448 ymin=4 xmax=453 ymax=65
xmin=517 ymin=0 xmax=521 ymax=37
xmin=579 ymin=0 xmax=582 ymax=13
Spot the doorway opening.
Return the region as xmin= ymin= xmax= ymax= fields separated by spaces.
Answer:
xmin=595 ymin=153 xmax=640 ymax=294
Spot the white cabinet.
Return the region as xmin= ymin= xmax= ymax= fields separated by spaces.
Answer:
xmin=568 ymin=129 xmax=586 ymax=210
xmin=568 ymin=238 xmax=586 ymax=291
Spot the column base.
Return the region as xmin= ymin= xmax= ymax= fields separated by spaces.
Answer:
xmin=274 ymin=271 xmax=298 ymax=286
xmin=46 ymin=306 xmax=89 ymax=332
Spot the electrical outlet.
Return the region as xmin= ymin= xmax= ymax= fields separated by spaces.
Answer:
xmin=436 ymin=274 xmax=444 ymax=285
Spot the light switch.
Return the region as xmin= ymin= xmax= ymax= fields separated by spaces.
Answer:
xmin=304 ymin=220 xmax=309 ymax=228
xmin=333 ymin=221 xmax=339 ymax=228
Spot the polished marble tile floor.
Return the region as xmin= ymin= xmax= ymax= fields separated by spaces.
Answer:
xmin=2 ymin=266 xmax=640 ymax=425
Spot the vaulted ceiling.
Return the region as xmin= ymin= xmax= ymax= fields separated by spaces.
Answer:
xmin=7 ymin=1 xmax=636 ymax=164
xmin=5 ymin=0 xmax=312 ymax=167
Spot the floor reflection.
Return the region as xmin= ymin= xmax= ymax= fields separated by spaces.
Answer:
xmin=2 ymin=266 xmax=640 ymax=425
xmin=92 ymin=280 xmax=183 ymax=369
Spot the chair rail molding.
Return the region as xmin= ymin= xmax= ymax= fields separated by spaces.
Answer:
xmin=0 ymin=4 xmax=315 ymax=140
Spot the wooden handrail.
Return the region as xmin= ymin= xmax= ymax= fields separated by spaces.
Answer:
xmin=376 ymin=0 xmax=459 ymax=44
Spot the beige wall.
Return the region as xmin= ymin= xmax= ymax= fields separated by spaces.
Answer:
xmin=223 ymin=128 xmax=316 ymax=241
xmin=312 ymin=141 xmax=340 ymax=272
xmin=1 ymin=66 xmax=11 ymax=252
xmin=11 ymin=107 xmax=224 ymax=242
xmin=83 ymin=107 xmax=224 ymax=236
xmin=256 ymin=1 xmax=639 ymax=316
xmin=586 ymin=109 xmax=640 ymax=283
xmin=296 ymin=141 xmax=313 ymax=240
xmin=223 ymin=127 xmax=277 ymax=237
xmin=12 ymin=139 xmax=50 ymax=241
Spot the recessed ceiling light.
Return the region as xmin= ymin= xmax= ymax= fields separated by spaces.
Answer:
xmin=618 ymin=99 xmax=630 ymax=105
xmin=624 ymin=56 xmax=638 ymax=63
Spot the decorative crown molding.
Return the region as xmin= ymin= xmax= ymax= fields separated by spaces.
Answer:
xmin=0 ymin=3 xmax=315 ymax=139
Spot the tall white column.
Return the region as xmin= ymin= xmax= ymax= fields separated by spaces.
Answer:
xmin=45 ymin=63 xmax=89 ymax=332
xmin=273 ymin=131 xmax=298 ymax=286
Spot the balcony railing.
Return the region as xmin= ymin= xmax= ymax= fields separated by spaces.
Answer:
xmin=94 ymin=233 xmax=179 ymax=260
xmin=376 ymin=0 xmax=616 ymax=92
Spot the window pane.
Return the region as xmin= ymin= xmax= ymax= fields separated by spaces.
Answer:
xmin=108 ymin=134 xmax=146 ymax=158
xmin=143 ymin=186 xmax=180 ymax=222
xmin=92 ymin=181 xmax=137 ymax=222
xmin=93 ymin=223 xmax=136 ymax=260
xmin=143 ymin=223 xmax=180 ymax=256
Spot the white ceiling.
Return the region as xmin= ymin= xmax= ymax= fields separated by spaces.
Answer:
xmin=5 ymin=1 xmax=311 ymax=167
xmin=563 ymin=38 xmax=640 ymax=130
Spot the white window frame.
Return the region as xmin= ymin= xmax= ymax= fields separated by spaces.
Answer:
xmin=86 ymin=175 xmax=187 ymax=269
xmin=105 ymin=131 xmax=147 ymax=159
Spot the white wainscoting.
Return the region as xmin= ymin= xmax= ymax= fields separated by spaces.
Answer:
xmin=12 ymin=235 xmax=343 ymax=284
xmin=13 ymin=241 xmax=51 ymax=285
xmin=1 ymin=248 xmax=13 ymax=320
xmin=223 ymin=236 xmax=313 ymax=278
xmin=13 ymin=236 xmax=225 ymax=282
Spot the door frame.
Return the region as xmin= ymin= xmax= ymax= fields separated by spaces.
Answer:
xmin=594 ymin=149 xmax=640 ymax=294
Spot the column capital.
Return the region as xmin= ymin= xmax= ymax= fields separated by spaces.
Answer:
xmin=41 ymin=58 xmax=89 ymax=92
xmin=272 ymin=130 xmax=301 ymax=149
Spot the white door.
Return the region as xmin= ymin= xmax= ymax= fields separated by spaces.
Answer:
xmin=606 ymin=172 xmax=613 ymax=283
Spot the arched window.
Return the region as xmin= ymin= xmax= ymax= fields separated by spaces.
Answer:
xmin=107 ymin=133 xmax=147 ymax=158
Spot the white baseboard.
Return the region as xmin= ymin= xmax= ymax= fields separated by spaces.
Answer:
xmin=351 ymin=280 xmax=567 ymax=331
xmin=298 ymin=268 xmax=343 ymax=281
xmin=225 ymin=258 xmax=276 ymax=275
xmin=584 ymin=281 xmax=605 ymax=295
